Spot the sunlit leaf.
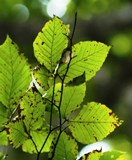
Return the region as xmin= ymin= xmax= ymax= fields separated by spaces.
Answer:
xmin=33 ymin=65 xmax=61 ymax=95
xmin=0 ymin=102 xmax=8 ymax=128
xmin=59 ymin=41 xmax=110 ymax=82
xmin=33 ymin=16 xmax=70 ymax=72
xmin=0 ymin=15 xmax=123 ymax=159
xmin=20 ymin=88 xmax=54 ymax=153
xmin=0 ymin=131 xmax=8 ymax=146
xmin=60 ymin=83 xmax=86 ymax=118
xmin=79 ymin=150 xmax=125 ymax=160
xmin=22 ymin=131 xmax=54 ymax=153
xmin=8 ymin=120 xmax=28 ymax=148
xmin=7 ymin=88 xmax=54 ymax=153
xmin=69 ymin=102 xmax=122 ymax=144
xmin=79 ymin=149 xmax=102 ymax=160
xmin=8 ymin=120 xmax=54 ymax=153
xmin=44 ymin=82 xmax=61 ymax=99
xmin=100 ymin=150 xmax=126 ymax=160
xmin=0 ymin=36 xmax=31 ymax=109
xmin=20 ymin=88 xmax=47 ymax=131
xmin=33 ymin=66 xmax=52 ymax=91
xmin=52 ymin=132 xmax=78 ymax=160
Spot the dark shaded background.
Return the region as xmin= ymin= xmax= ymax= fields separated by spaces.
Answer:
xmin=0 ymin=0 xmax=132 ymax=159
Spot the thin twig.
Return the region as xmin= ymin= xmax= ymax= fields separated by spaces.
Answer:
xmin=70 ymin=12 xmax=77 ymax=46
xmin=44 ymin=97 xmax=59 ymax=108
xmin=50 ymin=13 xmax=78 ymax=159
xmin=37 ymin=13 xmax=78 ymax=160
xmin=23 ymin=121 xmax=39 ymax=154
xmin=37 ymin=71 xmax=59 ymax=159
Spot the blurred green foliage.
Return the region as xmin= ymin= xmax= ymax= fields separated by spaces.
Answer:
xmin=0 ymin=0 xmax=132 ymax=159
xmin=67 ymin=0 xmax=121 ymax=19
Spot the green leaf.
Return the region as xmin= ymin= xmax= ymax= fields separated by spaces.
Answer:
xmin=33 ymin=66 xmax=52 ymax=92
xmin=33 ymin=66 xmax=61 ymax=95
xmin=20 ymin=88 xmax=47 ymax=131
xmin=20 ymin=88 xmax=54 ymax=153
xmin=45 ymin=82 xmax=62 ymax=102
xmin=33 ymin=16 xmax=70 ymax=72
xmin=100 ymin=150 xmax=126 ymax=160
xmin=45 ymin=82 xmax=86 ymax=115
xmin=0 ymin=102 xmax=8 ymax=128
xmin=79 ymin=150 xmax=125 ymax=160
xmin=52 ymin=132 xmax=78 ymax=160
xmin=60 ymin=83 xmax=86 ymax=118
xmin=7 ymin=89 xmax=54 ymax=153
xmin=59 ymin=41 xmax=110 ymax=82
xmin=69 ymin=102 xmax=122 ymax=144
xmin=8 ymin=120 xmax=54 ymax=153
xmin=8 ymin=120 xmax=28 ymax=148
xmin=0 ymin=131 xmax=8 ymax=146
xmin=22 ymin=131 xmax=54 ymax=153
xmin=0 ymin=36 xmax=31 ymax=109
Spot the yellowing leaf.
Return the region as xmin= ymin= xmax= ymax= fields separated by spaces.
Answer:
xmin=69 ymin=102 xmax=123 ymax=144
xmin=33 ymin=16 xmax=70 ymax=72
xmin=20 ymin=89 xmax=47 ymax=131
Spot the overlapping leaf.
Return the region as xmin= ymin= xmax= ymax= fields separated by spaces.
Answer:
xmin=33 ymin=66 xmax=61 ymax=95
xmin=20 ymin=88 xmax=54 ymax=153
xmin=0 ymin=16 xmax=123 ymax=159
xmin=59 ymin=41 xmax=110 ymax=82
xmin=22 ymin=131 xmax=54 ymax=153
xmin=8 ymin=120 xmax=54 ymax=153
xmin=33 ymin=16 xmax=70 ymax=72
xmin=8 ymin=88 xmax=54 ymax=153
xmin=69 ymin=102 xmax=123 ymax=144
xmin=52 ymin=132 xmax=78 ymax=160
xmin=33 ymin=66 xmax=52 ymax=92
xmin=0 ymin=36 xmax=31 ymax=109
